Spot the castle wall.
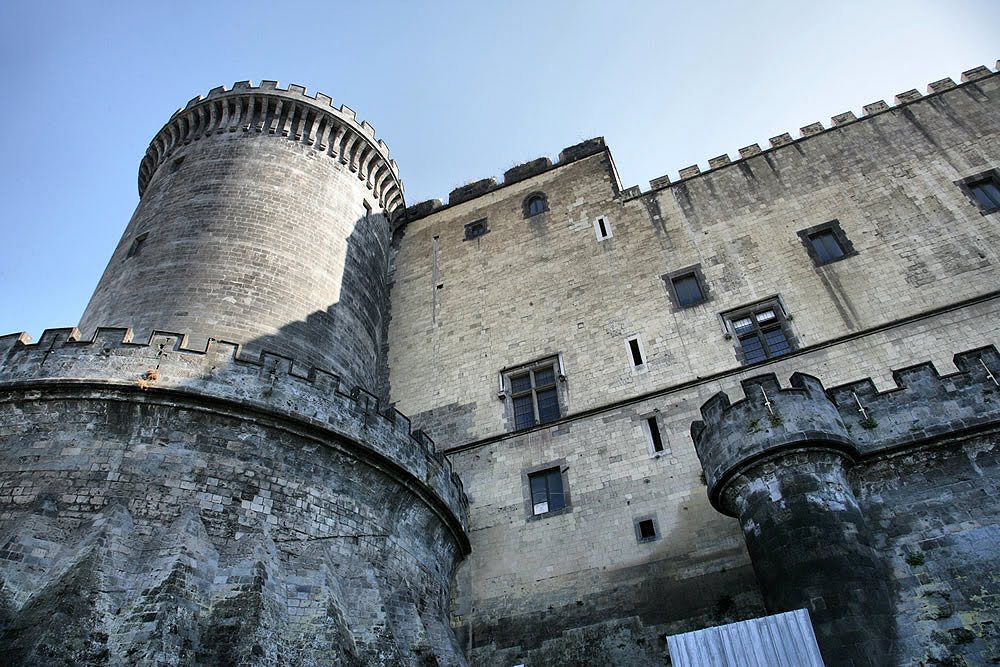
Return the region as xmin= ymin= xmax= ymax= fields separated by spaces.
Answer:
xmin=385 ymin=70 xmax=1000 ymax=664
xmin=0 ymin=329 xmax=469 ymax=665
xmin=390 ymin=73 xmax=1000 ymax=442
xmin=858 ymin=432 xmax=1000 ymax=666
xmin=689 ymin=346 xmax=1000 ymax=665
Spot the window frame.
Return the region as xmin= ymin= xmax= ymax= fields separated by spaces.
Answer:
xmin=523 ymin=192 xmax=549 ymax=218
xmin=663 ymin=264 xmax=709 ymax=310
xmin=593 ymin=215 xmax=613 ymax=240
xmin=501 ymin=356 xmax=565 ymax=431
xmin=797 ymin=220 xmax=856 ymax=266
xmin=957 ymin=170 xmax=1000 ymax=214
xmin=625 ymin=334 xmax=647 ymax=374
xmin=640 ymin=412 xmax=668 ymax=456
xmin=633 ymin=514 xmax=660 ymax=543
xmin=464 ymin=218 xmax=489 ymax=241
xmin=721 ymin=298 xmax=796 ymax=366
xmin=522 ymin=460 xmax=571 ymax=521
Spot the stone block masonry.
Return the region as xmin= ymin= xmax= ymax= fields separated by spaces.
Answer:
xmin=0 ymin=327 xmax=469 ymax=665
xmin=80 ymin=82 xmax=404 ymax=401
xmin=385 ymin=65 xmax=1000 ymax=665
xmin=2 ymin=63 xmax=999 ymax=665
xmin=691 ymin=346 xmax=1000 ymax=665
xmin=0 ymin=80 xmax=470 ymax=667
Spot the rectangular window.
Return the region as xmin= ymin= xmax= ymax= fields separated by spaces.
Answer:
xmin=633 ymin=515 xmax=660 ymax=543
xmin=645 ymin=416 xmax=665 ymax=453
xmin=529 ymin=467 xmax=565 ymax=515
xmin=628 ymin=338 xmax=643 ymax=365
xmin=594 ymin=216 xmax=612 ymax=240
xmin=725 ymin=300 xmax=794 ymax=365
xmin=626 ymin=334 xmax=646 ymax=371
xmin=638 ymin=519 xmax=656 ymax=539
xmin=507 ymin=359 xmax=561 ymax=430
xmin=808 ymin=230 xmax=845 ymax=264
xmin=798 ymin=220 xmax=855 ymax=266
xmin=957 ymin=170 xmax=1000 ymax=213
xmin=464 ymin=218 xmax=488 ymax=240
xmin=672 ymin=274 xmax=704 ymax=307
xmin=663 ymin=265 xmax=709 ymax=309
xmin=970 ymin=178 xmax=1000 ymax=211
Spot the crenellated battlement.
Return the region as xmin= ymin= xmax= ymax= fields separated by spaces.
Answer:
xmin=397 ymin=63 xmax=998 ymax=220
xmin=0 ymin=326 xmax=469 ymax=542
xmin=634 ymin=62 xmax=999 ymax=195
xmin=824 ymin=345 xmax=1000 ymax=452
xmin=690 ymin=372 xmax=855 ymax=512
xmin=138 ymin=80 xmax=405 ymax=217
xmin=400 ymin=137 xmax=607 ymax=221
xmin=690 ymin=345 xmax=1000 ymax=513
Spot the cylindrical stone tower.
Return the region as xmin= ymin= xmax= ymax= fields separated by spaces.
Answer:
xmin=0 ymin=83 xmax=469 ymax=666
xmin=691 ymin=373 xmax=894 ymax=667
xmin=79 ymin=81 xmax=405 ymax=396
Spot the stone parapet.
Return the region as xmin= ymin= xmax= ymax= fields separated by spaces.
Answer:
xmin=826 ymin=345 xmax=1000 ymax=453
xmin=0 ymin=327 xmax=470 ymax=548
xmin=690 ymin=372 xmax=854 ymax=513
xmin=138 ymin=81 xmax=405 ymax=217
xmin=403 ymin=137 xmax=609 ymax=221
xmin=691 ymin=346 xmax=1000 ymax=514
xmin=642 ymin=64 xmax=998 ymax=190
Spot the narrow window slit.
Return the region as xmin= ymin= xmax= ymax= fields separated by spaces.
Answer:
xmin=628 ymin=339 xmax=643 ymax=366
xmin=126 ymin=233 xmax=148 ymax=259
xmin=646 ymin=417 xmax=664 ymax=453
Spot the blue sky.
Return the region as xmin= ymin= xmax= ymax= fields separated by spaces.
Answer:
xmin=0 ymin=0 xmax=995 ymax=339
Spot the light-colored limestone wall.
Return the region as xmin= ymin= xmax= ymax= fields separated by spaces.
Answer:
xmin=386 ymin=72 xmax=1000 ymax=661
xmin=389 ymin=74 xmax=1000 ymax=447
xmin=448 ymin=300 xmax=999 ymax=660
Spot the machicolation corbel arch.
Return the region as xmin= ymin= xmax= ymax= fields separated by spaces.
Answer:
xmin=139 ymin=80 xmax=405 ymax=217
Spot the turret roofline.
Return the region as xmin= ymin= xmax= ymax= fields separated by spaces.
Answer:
xmin=138 ymin=80 xmax=405 ymax=217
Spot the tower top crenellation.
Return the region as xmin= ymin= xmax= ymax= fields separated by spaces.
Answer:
xmin=139 ymin=80 xmax=405 ymax=216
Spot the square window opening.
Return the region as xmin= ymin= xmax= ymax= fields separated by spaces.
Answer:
xmin=809 ymin=230 xmax=845 ymax=264
xmin=969 ymin=176 xmax=1000 ymax=211
xmin=798 ymin=220 xmax=855 ymax=267
xmin=664 ymin=265 xmax=709 ymax=309
xmin=673 ymin=274 xmax=704 ymax=307
xmin=529 ymin=467 xmax=565 ymax=516
xmin=638 ymin=519 xmax=656 ymax=539
xmin=633 ymin=515 xmax=659 ymax=543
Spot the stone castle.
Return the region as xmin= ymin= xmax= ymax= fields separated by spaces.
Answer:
xmin=0 ymin=61 xmax=998 ymax=666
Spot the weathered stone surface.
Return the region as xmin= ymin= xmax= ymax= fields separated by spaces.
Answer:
xmin=3 ymin=66 xmax=1000 ymax=666
xmin=692 ymin=351 xmax=1000 ymax=665
xmin=0 ymin=82 xmax=469 ymax=666
xmin=0 ymin=349 xmax=468 ymax=664
xmin=79 ymin=83 xmax=401 ymax=400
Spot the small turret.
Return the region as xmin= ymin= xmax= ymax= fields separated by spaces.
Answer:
xmin=691 ymin=373 xmax=892 ymax=667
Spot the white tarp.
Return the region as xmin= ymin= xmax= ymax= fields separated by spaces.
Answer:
xmin=665 ymin=608 xmax=825 ymax=667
